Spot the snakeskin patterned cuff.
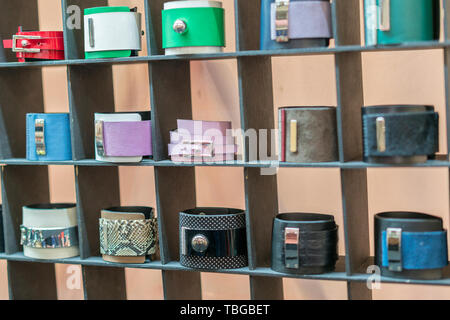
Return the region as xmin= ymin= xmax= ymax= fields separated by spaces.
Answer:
xmin=99 ymin=218 xmax=158 ymax=257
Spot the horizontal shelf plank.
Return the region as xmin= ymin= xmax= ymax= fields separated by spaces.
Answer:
xmin=1 ymin=253 xmax=450 ymax=286
xmin=1 ymin=159 xmax=449 ymax=168
xmin=0 ymin=41 xmax=447 ymax=69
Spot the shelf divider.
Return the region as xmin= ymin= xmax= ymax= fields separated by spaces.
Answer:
xmin=62 ymin=0 xmax=108 ymax=60
xmin=235 ymin=0 xmax=283 ymax=300
xmin=334 ymin=0 xmax=372 ymax=300
xmin=7 ymin=261 xmax=57 ymax=300
xmin=82 ymin=265 xmax=126 ymax=300
xmin=149 ymin=57 xmax=201 ymax=299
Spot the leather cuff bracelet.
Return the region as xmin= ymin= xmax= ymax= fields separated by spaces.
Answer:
xmin=362 ymin=105 xmax=439 ymax=164
xmin=26 ymin=113 xmax=72 ymax=161
xmin=100 ymin=206 xmax=158 ymax=264
xmin=261 ymin=0 xmax=332 ymax=50
xmin=279 ymin=107 xmax=338 ymax=162
xmin=169 ymin=119 xmax=236 ymax=162
xmin=364 ymin=0 xmax=439 ymax=46
xmin=271 ymin=213 xmax=338 ymax=274
xmin=179 ymin=208 xmax=248 ymax=270
xmin=21 ymin=204 xmax=79 ymax=260
xmin=84 ymin=6 xmax=142 ymax=59
xmin=162 ymin=1 xmax=225 ymax=55
xmin=375 ymin=212 xmax=448 ymax=280
xmin=3 ymin=27 xmax=64 ymax=62
xmin=95 ymin=112 xmax=152 ymax=163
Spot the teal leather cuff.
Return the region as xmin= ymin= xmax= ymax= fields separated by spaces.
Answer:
xmin=364 ymin=0 xmax=439 ymax=46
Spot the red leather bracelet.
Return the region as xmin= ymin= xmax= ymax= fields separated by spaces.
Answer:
xmin=3 ymin=27 xmax=65 ymax=62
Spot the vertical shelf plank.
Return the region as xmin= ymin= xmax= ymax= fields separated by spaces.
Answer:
xmin=234 ymin=0 xmax=261 ymax=51
xmin=62 ymin=0 xmax=108 ymax=60
xmin=0 ymin=0 xmax=43 ymax=158
xmin=444 ymin=0 xmax=450 ymax=159
xmin=82 ymin=265 xmax=126 ymax=300
xmin=235 ymin=0 xmax=282 ymax=300
xmin=147 ymin=0 xmax=165 ymax=55
xmin=1 ymin=165 xmax=55 ymax=300
xmin=1 ymin=166 xmax=50 ymax=255
xmin=8 ymin=261 xmax=57 ymax=300
xmin=149 ymin=58 xmax=201 ymax=298
xmin=74 ymin=166 xmax=120 ymax=259
xmin=334 ymin=0 xmax=372 ymax=300
xmin=67 ymin=64 xmax=115 ymax=160
xmin=162 ymin=270 xmax=201 ymax=300
xmin=0 ymin=0 xmax=58 ymax=300
xmin=0 ymin=68 xmax=45 ymax=159
xmin=0 ymin=0 xmax=40 ymax=62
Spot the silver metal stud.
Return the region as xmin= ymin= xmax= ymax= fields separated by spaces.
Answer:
xmin=173 ymin=19 xmax=187 ymax=34
xmin=191 ymin=234 xmax=209 ymax=253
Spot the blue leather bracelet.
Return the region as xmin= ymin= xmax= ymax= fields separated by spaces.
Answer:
xmin=26 ymin=113 xmax=72 ymax=161
xmin=381 ymin=230 xmax=448 ymax=270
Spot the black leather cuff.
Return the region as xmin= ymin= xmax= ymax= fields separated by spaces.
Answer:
xmin=179 ymin=208 xmax=248 ymax=270
xmin=271 ymin=213 xmax=338 ymax=275
xmin=362 ymin=105 xmax=439 ymax=164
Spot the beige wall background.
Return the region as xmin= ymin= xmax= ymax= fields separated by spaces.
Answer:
xmin=0 ymin=0 xmax=449 ymax=300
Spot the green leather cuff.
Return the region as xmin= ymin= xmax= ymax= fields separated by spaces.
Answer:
xmin=162 ymin=7 xmax=225 ymax=48
xmin=364 ymin=0 xmax=439 ymax=45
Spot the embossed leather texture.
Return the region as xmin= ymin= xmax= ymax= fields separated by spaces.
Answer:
xmin=261 ymin=0 xmax=332 ymax=50
xmin=26 ymin=113 xmax=72 ymax=161
xmin=271 ymin=213 xmax=338 ymax=275
xmin=179 ymin=208 xmax=248 ymax=270
xmin=100 ymin=206 xmax=158 ymax=264
xmin=279 ymin=107 xmax=338 ymax=162
xmin=362 ymin=105 xmax=439 ymax=162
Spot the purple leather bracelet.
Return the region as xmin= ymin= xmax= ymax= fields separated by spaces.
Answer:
xmin=270 ymin=1 xmax=332 ymax=40
xmin=102 ymin=121 xmax=152 ymax=157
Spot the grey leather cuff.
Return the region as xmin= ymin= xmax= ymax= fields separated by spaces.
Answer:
xmin=279 ymin=106 xmax=339 ymax=163
xmin=362 ymin=105 xmax=439 ymax=164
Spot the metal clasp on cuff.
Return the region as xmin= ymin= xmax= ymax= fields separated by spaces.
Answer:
xmin=88 ymin=18 xmax=95 ymax=48
xmin=12 ymin=34 xmax=42 ymax=53
xmin=275 ymin=0 xmax=289 ymax=42
xmin=182 ymin=140 xmax=214 ymax=158
xmin=379 ymin=0 xmax=390 ymax=31
xmin=95 ymin=120 xmax=105 ymax=156
xmin=376 ymin=117 xmax=386 ymax=152
xmin=35 ymin=119 xmax=46 ymax=156
xmin=290 ymin=119 xmax=297 ymax=153
xmin=284 ymin=227 xmax=299 ymax=269
xmin=387 ymin=227 xmax=402 ymax=272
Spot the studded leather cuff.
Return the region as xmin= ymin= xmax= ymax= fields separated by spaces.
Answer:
xmin=179 ymin=208 xmax=248 ymax=270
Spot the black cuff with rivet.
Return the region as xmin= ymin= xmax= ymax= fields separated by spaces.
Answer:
xmin=179 ymin=208 xmax=248 ymax=270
